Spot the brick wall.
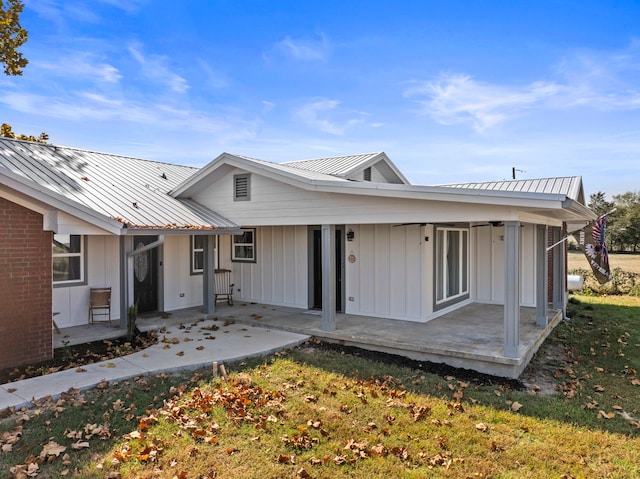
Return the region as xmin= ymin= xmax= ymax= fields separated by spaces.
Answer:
xmin=0 ymin=197 xmax=53 ymax=370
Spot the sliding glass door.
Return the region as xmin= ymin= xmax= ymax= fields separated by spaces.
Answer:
xmin=435 ymin=227 xmax=469 ymax=308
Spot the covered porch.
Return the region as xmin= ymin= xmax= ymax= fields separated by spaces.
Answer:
xmin=54 ymin=301 xmax=562 ymax=379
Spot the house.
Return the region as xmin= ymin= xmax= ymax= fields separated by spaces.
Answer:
xmin=0 ymin=138 xmax=595 ymax=376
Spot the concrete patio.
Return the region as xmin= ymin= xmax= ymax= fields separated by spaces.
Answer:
xmin=55 ymin=301 xmax=562 ymax=379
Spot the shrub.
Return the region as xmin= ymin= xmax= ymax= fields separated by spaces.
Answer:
xmin=569 ymin=267 xmax=640 ymax=296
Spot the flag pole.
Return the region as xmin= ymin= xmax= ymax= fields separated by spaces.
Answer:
xmin=600 ymin=208 xmax=616 ymax=219
xmin=545 ymin=208 xmax=617 ymax=252
xmin=546 ymin=235 xmax=568 ymax=252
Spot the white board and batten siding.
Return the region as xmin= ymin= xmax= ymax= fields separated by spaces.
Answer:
xmin=192 ymin=168 xmax=519 ymax=227
xmin=472 ymin=223 xmax=537 ymax=307
xmin=53 ymin=235 xmax=121 ymax=327
xmin=218 ymin=225 xmax=308 ymax=308
xmin=345 ymin=224 xmax=429 ymax=322
xmin=162 ymin=235 xmax=204 ymax=311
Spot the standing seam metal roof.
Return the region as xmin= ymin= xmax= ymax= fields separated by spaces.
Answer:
xmin=232 ymin=154 xmax=351 ymax=182
xmin=282 ymin=152 xmax=383 ymax=177
xmin=0 ymin=138 xmax=237 ymax=230
xmin=437 ymin=177 xmax=584 ymax=201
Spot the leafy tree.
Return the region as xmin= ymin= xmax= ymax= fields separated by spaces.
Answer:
xmin=588 ymin=191 xmax=614 ymax=217
xmin=612 ymin=192 xmax=640 ymax=253
xmin=1 ymin=122 xmax=48 ymax=143
xmin=0 ymin=0 xmax=28 ymax=75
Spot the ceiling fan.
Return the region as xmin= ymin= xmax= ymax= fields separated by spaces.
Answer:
xmin=472 ymin=221 xmax=504 ymax=228
xmin=392 ymin=222 xmax=427 ymax=227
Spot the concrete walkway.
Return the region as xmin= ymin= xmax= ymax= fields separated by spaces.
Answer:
xmin=0 ymin=319 xmax=309 ymax=411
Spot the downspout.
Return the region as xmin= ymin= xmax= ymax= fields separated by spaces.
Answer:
xmin=127 ymin=235 xmax=165 ymax=257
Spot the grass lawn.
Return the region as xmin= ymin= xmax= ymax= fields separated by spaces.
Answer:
xmin=569 ymin=250 xmax=640 ymax=274
xmin=1 ymin=295 xmax=639 ymax=478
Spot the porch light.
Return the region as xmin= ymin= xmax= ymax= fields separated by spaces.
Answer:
xmin=346 ymin=229 xmax=355 ymax=241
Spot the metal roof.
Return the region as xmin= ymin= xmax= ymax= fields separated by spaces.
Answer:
xmin=233 ymin=154 xmax=350 ymax=182
xmin=0 ymin=138 xmax=238 ymax=231
xmin=282 ymin=152 xmax=383 ymax=177
xmin=438 ymin=177 xmax=585 ymax=202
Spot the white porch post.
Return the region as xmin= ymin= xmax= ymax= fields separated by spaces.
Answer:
xmin=202 ymin=235 xmax=216 ymax=316
xmin=321 ymin=224 xmax=336 ymax=331
xmin=535 ymin=224 xmax=548 ymax=326
xmin=119 ymin=235 xmax=133 ymax=329
xmin=551 ymin=227 xmax=565 ymax=310
xmin=504 ymin=221 xmax=520 ymax=358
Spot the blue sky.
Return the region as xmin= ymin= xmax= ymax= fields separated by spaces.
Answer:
xmin=3 ymin=1 xmax=640 ymax=198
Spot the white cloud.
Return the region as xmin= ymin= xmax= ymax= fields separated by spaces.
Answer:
xmin=39 ymin=52 xmax=122 ymax=83
xmin=128 ymin=43 xmax=189 ymax=93
xmin=270 ymin=33 xmax=330 ymax=61
xmin=294 ymin=98 xmax=365 ymax=135
xmin=0 ymin=89 xmax=256 ymax=139
xmin=406 ymin=43 xmax=640 ymax=132
xmin=196 ymin=59 xmax=229 ymax=90
xmin=553 ymin=43 xmax=640 ymax=110
xmin=261 ymin=100 xmax=276 ymax=113
xmin=404 ymin=73 xmax=563 ymax=132
xmin=97 ymin=0 xmax=147 ymax=14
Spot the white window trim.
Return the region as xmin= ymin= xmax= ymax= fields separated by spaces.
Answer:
xmin=435 ymin=227 xmax=469 ymax=307
xmin=191 ymin=235 xmax=204 ymax=275
xmin=52 ymin=234 xmax=86 ymax=285
xmin=231 ymin=228 xmax=256 ymax=263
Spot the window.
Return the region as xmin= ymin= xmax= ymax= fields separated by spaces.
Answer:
xmin=52 ymin=234 xmax=84 ymax=284
xmin=234 ymin=173 xmax=250 ymax=201
xmin=191 ymin=235 xmax=205 ymax=274
xmin=191 ymin=235 xmax=218 ymax=274
xmin=232 ymin=228 xmax=256 ymax=262
xmin=435 ymin=227 xmax=469 ymax=308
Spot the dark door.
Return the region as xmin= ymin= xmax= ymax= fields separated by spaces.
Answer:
xmin=133 ymin=236 xmax=158 ymax=313
xmin=311 ymin=228 xmax=343 ymax=311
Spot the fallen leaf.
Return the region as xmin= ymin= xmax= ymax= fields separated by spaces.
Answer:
xmin=176 ymin=351 xmax=185 ymax=357
xmin=597 ymin=410 xmax=616 ymax=419
xmin=40 ymin=441 xmax=67 ymax=458
xmin=511 ymin=401 xmax=523 ymax=412
xmin=476 ymin=422 xmax=489 ymax=432
xmin=71 ymin=441 xmax=91 ymax=450
xmin=278 ymin=454 xmax=295 ymax=464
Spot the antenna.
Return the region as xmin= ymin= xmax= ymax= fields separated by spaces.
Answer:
xmin=512 ymin=167 xmax=526 ymax=179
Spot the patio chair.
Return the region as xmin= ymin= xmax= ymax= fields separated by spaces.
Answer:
xmin=88 ymin=287 xmax=112 ymax=326
xmin=214 ymin=269 xmax=234 ymax=306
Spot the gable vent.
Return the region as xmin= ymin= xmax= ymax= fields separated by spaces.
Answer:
xmin=234 ymin=173 xmax=250 ymax=201
xmin=363 ymin=167 xmax=372 ymax=182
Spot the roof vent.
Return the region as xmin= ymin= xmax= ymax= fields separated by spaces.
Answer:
xmin=363 ymin=167 xmax=371 ymax=182
xmin=234 ymin=173 xmax=250 ymax=201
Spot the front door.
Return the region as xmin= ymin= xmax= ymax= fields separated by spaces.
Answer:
xmin=310 ymin=226 xmax=343 ymax=312
xmin=133 ymin=236 xmax=158 ymax=313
